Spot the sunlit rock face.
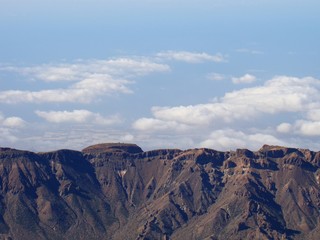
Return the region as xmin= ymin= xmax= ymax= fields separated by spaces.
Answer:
xmin=0 ymin=143 xmax=320 ymax=240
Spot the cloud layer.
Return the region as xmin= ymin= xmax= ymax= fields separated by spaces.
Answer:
xmin=35 ymin=110 xmax=121 ymax=125
xmin=0 ymin=113 xmax=26 ymax=128
xmin=156 ymin=51 xmax=227 ymax=63
xmin=0 ymin=113 xmax=26 ymax=146
xmin=0 ymin=76 xmax=132 ymax=104
xmin=231 ymin=74 xmax=256 ymax=84
xmin=4 ymin=58 xmax=170 ymax=82
xmin=1 ymin=50 xmax=319 ymax=151
xmin=0 ymin=58 xmax=170 ymax=104
xmin=133 ymin=76 xmax=320 ymax=150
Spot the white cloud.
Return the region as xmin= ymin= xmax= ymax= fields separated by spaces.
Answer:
xmin=133 ymin=76 xmax=320 ymax=150
xmin=0 ymin=113 xmax=26 ymax=145
xmin=151 ymin=104 xmax=235 ymax=126
xmin=36 ymin=110 xmax=92 ymax=123
xmin=207 ymin=73 xmax=256 ymax=84
xmin=35 ymin=110 xmax=121 ymax=125
xmin=199 ymin=129 xmax=285 ymax=151
xmin=306 ymin=109 xmax=320 ymax=121
xmin=231 ymin=74 xmax=256 ymax=84
xmin=276 ymin=108 xmax=320 ymax=137
xmin=236 ymin=48 xmax=264 ymax=55
xmin=0 ymin=75 xmax=132 ymax=104
xmin=5 ymin=58 xmax=170 ymax=82
xmin=0 ymin=128 xmax=18 ymax=143
xmin=293 ymin=120 xmax=320 ymax=136
xmin=156 ymin=51 xmax=227 ymax=63
xmin=207 ymin=73 xmax=226 ymax=81
xmin=103 ymin=58 xmax=170 ymax=76
xmin=276 ymin=123 xmax=292 ymax=133
xmin=285 ymin=109 xmax=320 ymax=136
xmin=223 ymin=76 xmax=319 ymax=113
xmin=146 ymin=76 xmax=319 ymax=127
xmin=132 ymin=117 xmax=189 ymax=132
xmin=2 ymin=117 xmax=26 ymax=128
xmin=0 ymin=113 xmax=26 ymax=128
xmin=120 ymin=134 xmax=135 ymax=142
xmin=21 ymin=66 xmax=78 ymax=82
xmin=0 ymin=57 xmax=170 ymax=104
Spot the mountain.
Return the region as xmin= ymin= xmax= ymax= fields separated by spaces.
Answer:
xmin=0 ymin=143 xmax=320 ymax=240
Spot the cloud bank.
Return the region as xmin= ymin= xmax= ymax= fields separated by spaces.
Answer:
xmin=1 ymin=51 xmax=319 ymax=151
xmin=0 ymin=58 xmax=170 ymax=104
xmin=0 ymin=113 xmax=26 ymax=128
xmin=35 ymin=110 xmax=121 ymax=125
xmin=232 ymin=74 xmax=256 ymax=84
xmin=133 ymin=76 xmax=320 ymax=150
xmin=156 ymin=51 xmax=227 ymax=63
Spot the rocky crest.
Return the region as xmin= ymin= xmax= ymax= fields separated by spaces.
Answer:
xmin=1 ymin=143 xmax=320 ymax=239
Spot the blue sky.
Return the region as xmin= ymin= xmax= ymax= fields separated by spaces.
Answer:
xmin=0 ymin=0 xmax=320 ymax=151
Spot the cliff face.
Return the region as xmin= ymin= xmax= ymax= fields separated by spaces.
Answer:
xmin=1 ymin=143 xmax=320 ymax=240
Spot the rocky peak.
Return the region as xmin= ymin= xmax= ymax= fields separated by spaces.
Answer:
xmin=258 ymin=144 xmax=301 ymax=158
xmin=0 ymin=147 xmax=38 ymax=161
xmin=82 ymin=143 xmax=143 ymax=154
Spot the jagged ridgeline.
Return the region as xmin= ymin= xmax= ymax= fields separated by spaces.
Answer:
xmin=1 ymin=143 xmax=320 ymax=240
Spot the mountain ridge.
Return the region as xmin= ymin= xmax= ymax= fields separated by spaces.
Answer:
xmin=0 ymin=143 xmax=320 ymax=240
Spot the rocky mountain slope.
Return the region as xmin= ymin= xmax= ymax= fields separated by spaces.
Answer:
xmin=1 ymin=143 xmax=320 ymax=240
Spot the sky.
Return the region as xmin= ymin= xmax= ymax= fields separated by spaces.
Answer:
xmin=0 ymin=0 xmax=320 ymax=152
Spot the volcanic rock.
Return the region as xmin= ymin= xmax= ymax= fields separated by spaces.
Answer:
xmin=0 ymin=144 xmax=320 ymax=239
